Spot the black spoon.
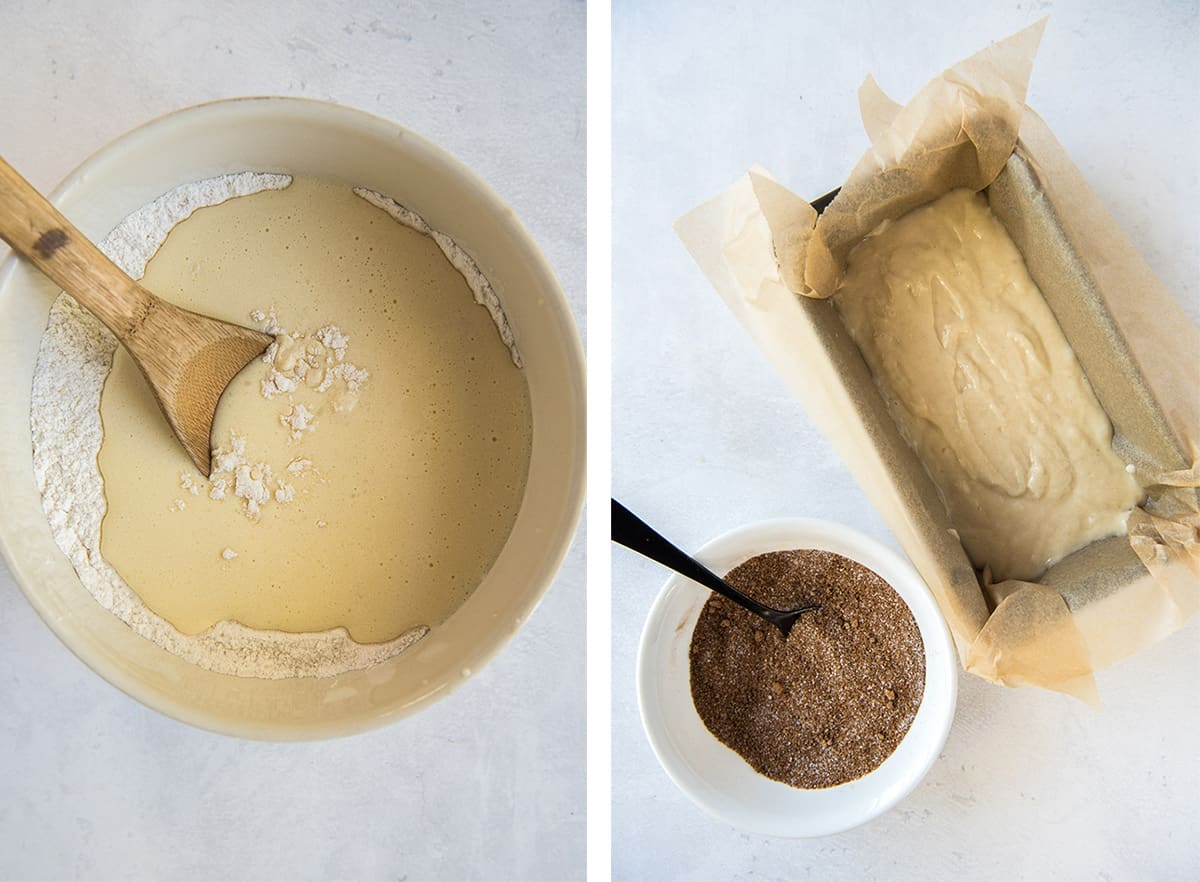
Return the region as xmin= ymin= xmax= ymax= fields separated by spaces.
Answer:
xmin=612 ymin=499 xmax=819 ymax=638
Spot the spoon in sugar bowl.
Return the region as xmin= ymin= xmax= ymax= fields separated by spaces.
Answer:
xmin=612 ymin=499 xmax=820 ymax=637
xmin=0 ymin=154 xmax=273 ymax=476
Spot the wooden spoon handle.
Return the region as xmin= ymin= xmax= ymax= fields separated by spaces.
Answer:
xmin=0 ymin=154 xmax=152 ymax=341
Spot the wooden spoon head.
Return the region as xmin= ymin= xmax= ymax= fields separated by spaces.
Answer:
xmin=122 ymin=295 xmax=274 ymax=476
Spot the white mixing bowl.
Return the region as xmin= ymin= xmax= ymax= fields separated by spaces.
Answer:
xmin=0 ymin=97 xmax=585 ymax=739
xmin=637 ymin=518 xmax=957 ymax=837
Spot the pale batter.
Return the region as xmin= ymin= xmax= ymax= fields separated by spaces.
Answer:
xmin=78 ymin=176 xmax=532 ymax=657
xmin=835 ymin=188 xmax=1142 ymax=582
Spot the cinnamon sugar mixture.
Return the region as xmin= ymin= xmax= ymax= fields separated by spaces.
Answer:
xmin=689 ymin=549 xmax=925 ymax=789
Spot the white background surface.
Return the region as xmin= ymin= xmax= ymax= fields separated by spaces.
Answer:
xmin=0 ymin=2 xmax=584 ymax=880
xmin=613 ymin=2 xmax=1198 ymax=880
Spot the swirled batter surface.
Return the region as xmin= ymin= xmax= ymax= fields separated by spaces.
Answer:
xmin=836 ymin=189 xmax=1142 ymax=582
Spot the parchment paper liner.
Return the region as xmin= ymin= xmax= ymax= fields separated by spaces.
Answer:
xmin=676 ymin=22 xmax=1200 ymax=703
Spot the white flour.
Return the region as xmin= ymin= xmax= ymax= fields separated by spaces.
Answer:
xmin=29 ymin=173 xmax=429 ymax=679
xmin=199 ymin=313 xmax=368 ymax=521
xmin=353 ymin=187 xmax=523 ymax=367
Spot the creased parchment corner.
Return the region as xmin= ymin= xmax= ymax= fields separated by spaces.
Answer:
xmin=965 ymin=581 xmax=1100 ymax=708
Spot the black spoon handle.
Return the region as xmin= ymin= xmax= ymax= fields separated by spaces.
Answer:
xmin=611 ymin=499 xmax=785 ymax=620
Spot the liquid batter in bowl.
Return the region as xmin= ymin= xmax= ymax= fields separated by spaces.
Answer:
xmin=32 ymin=174 xmax=532 ymax=676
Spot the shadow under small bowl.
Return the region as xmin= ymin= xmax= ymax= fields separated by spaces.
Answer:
xmin=0 ymin=97 xmax=585 ymax=740
xmin=637 ymin=518 xmax=957 ymax=838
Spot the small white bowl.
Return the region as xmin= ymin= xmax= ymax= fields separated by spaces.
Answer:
xmin=637 ymin=518 xmax=957 ymax=837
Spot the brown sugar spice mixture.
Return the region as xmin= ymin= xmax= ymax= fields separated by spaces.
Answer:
xmin=689 ymin=549 xmax=925 ymax=789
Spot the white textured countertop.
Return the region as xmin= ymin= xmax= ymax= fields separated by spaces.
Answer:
xmin=0 ymin=2 xmax=584 ymax=880
xmin=613 ymin=2 xmax=1198 ymax=880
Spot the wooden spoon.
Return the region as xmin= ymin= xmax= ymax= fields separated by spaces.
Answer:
xmin=0 ymin=155 xmax=273 ymax=476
